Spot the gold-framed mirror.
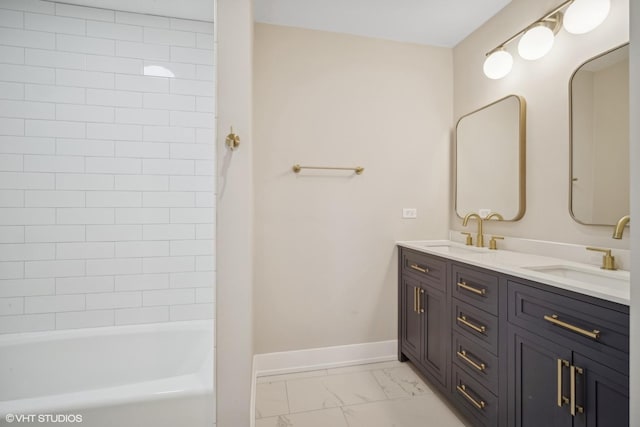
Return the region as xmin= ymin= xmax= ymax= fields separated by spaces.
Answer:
xmin=569 ymin=43 xmax=629 ymax=226
xmin=455 ymin=95 xmax=526 ymax=220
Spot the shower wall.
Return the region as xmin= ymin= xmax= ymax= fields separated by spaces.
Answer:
xmin=0 ymin=0 xmax=216 ymax=334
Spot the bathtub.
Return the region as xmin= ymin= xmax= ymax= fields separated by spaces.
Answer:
xmin=0 ymin=320 xmax=214 ymax=427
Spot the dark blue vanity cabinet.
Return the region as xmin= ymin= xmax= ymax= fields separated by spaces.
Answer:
xmin=398 ymin=247 xmax=630 ymax=427
xmin=398 ymin=250 xmax=449 ymax=389
xmin=507 ymin=279 xmax=629 ymax=427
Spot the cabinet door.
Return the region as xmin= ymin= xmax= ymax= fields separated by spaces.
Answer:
xmin=420 ymin=284 xmax=447 ymax=386
xmin=573 ymin=353 xmax=629 ymax=427
xmin=509 ymin=325 xmax=573 ymax=427
xmin=400 ymin=276 xmax=422 ymax=360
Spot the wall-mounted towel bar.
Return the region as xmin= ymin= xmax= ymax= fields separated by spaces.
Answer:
xmin=292 ymin=164 xmax=364 ymax=175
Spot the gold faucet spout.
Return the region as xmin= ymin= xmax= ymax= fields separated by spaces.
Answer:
xmin=485 ymin=212 xmax=504 ymax=221
xmin=612 ymin=215 xmax=630 ymax=239
xmin=463 ymin=213 xmax=484 ymax=247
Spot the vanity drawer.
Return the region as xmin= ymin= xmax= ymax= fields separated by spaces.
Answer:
xmin=452 ymin=364 xmax=498 ymax=427
xmin=453 ymin=332 xmax=499 ymax=393
xmin=401 ymin=249 xmax=446 ymax=290
xmin=451 ymin=263 xmax=499 ymax=315
xmin=508 ymin=280 xmax=629 ymax=355
xmin=453 ymin=299 xmax=498 ymax=355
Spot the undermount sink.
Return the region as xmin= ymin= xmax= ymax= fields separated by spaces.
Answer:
xmin=408 ymin=242 xmax=487 ymax=255
xmin=523 ymin=265 xmax=630 ymax=289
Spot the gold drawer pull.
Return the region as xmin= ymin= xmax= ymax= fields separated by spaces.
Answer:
xmin=456 ymin=384 xmax=486 ymax=410
xmin=457 ymin=281 xmax=486 ymax=296
xmin=570 ymin=365 xmax=584 ymax=416
xmin=557 ymin=359 xmax=569 ymax=407
xmin=410 ymin=264 xmax=428 ymax=273
xmin=457 ymin=350 xmax=486 ymax=372
xmin=457 ymin=315 xmax=486 ymax=333
xmin=544 ymin=314 xmax=600 ymax=340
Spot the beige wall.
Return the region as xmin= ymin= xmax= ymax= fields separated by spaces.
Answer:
xmin=452 ymin=0 xmax=629 ymax=249
xmin=216 ymin=0 xmax=253 ymax=425
xmin=253 ymin=24 xmax=453 ymax=353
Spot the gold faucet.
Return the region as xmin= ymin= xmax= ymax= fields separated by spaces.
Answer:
xmin=612 ymin=215 xmax=630 ymax=239
xmin=463 ymin=213 xmax=484 ymax=247
xmin=485 ymin=212 xmax=504 ymax=221
xmin=586 ymin=247 xmax=616 ymax=270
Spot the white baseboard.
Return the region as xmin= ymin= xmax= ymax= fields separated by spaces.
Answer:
xmin=253 ymin=340 xmax=398 ymax=378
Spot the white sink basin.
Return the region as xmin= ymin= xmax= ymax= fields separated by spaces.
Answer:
xmin=408 ymin=242 xmax=487 ymax=256
xmin=523 ymin=265 xmax=630 ymax=289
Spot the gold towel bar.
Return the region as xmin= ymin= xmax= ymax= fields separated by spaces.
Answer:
xmin=292 ymin=164 xmax=364 ymax=175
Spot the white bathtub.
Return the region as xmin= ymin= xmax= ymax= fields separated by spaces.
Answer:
xmin=0 ymin=320 xmax=214 ymax=427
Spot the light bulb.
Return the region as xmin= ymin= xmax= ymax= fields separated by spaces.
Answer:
xmin=564 ymin=0 xmax=610 ymax=34
xmin=518 ymin=24 xmax=555 ymax=60
xmin=483 ymin=50 xmax=513 ymax=79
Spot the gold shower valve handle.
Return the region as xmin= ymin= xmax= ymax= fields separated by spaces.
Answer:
xmin=225 ymin=126 xmax=240 ymax=150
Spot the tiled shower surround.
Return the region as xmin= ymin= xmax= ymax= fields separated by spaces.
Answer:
xmin=0 ymin=0 xmax=215 ymax=334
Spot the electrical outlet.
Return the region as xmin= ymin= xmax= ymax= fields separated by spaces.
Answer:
xmin=402 ymin=208 xmax=417 ymax=219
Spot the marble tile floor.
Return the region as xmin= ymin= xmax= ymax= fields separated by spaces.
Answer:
xmin=254 ymin=360 xmax=473 ymax=427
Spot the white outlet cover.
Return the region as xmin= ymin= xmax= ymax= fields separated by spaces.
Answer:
xmin=403 ymin=208 xmax=417 ymax=219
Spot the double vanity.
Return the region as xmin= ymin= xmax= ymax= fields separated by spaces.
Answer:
xmin=397 ymin=239 xmax=629 ymax=427
xmin=398 ymin=37 xmax=631 ymax=426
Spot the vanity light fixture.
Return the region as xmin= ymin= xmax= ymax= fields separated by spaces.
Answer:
xmin=483 ymin=0 xmax=610 ymax=79
xmin=564 ymin=0 xmax=611 ymax=34
xmin=483 ymin=48 xmax=513 ymax=79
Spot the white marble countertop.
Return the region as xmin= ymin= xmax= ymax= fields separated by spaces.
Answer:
xmin=397 ymin=240 xmax=630 ymax=306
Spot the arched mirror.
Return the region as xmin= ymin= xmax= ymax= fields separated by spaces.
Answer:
xmin=570 ymin=44 xmax=629 ymax=225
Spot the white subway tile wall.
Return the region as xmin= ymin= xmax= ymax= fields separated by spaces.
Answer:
xmin=0 ymin=1 xmax=215 ymax=334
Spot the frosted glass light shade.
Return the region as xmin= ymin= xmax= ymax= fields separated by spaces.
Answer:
xmin=518 ymin=25 xmax=555 ymax=60
xmin=564 ymin=0 xmax=610 ymax=34
xmin=483 ymin=50 xmax=513 ymax=79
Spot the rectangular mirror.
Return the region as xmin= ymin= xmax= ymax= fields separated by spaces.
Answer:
xmin=570 ymin=44 xmax=629 ymax=226
xmin=455 ymin=95 xmax=526 ymax=220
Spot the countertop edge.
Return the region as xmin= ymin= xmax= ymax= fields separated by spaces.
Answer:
xmin=397 ymin=241 xmax=630 ymax=306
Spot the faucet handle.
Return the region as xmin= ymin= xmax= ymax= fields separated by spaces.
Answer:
xmin=489 ymin=236 xmax=504 ymax=250
xmin=461 ymin=232 xmax=473 ymax=246
xmin=586 ymin=247 xmax=616 ymax=270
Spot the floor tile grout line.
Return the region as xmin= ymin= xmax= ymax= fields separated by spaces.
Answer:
xmin=257 ymin=365 xmax=423 ymax=417
xmin=254 ymin=361 xmax=462 ymax=424
xmin=256 ymin=394 xmax=457 ymax=424
xmin=339 ymin=405 xmax=352 ymax=427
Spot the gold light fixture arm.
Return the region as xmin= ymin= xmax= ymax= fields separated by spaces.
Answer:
xmin=485 ymin=0 xmax=573 ymax=56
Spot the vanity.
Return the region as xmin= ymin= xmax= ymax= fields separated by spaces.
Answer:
xmin=397 ymin=241 xmax=629 ymax=427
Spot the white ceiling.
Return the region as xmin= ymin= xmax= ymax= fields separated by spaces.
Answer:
xmin=253 ymin=0 xmax=512 ymax=47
